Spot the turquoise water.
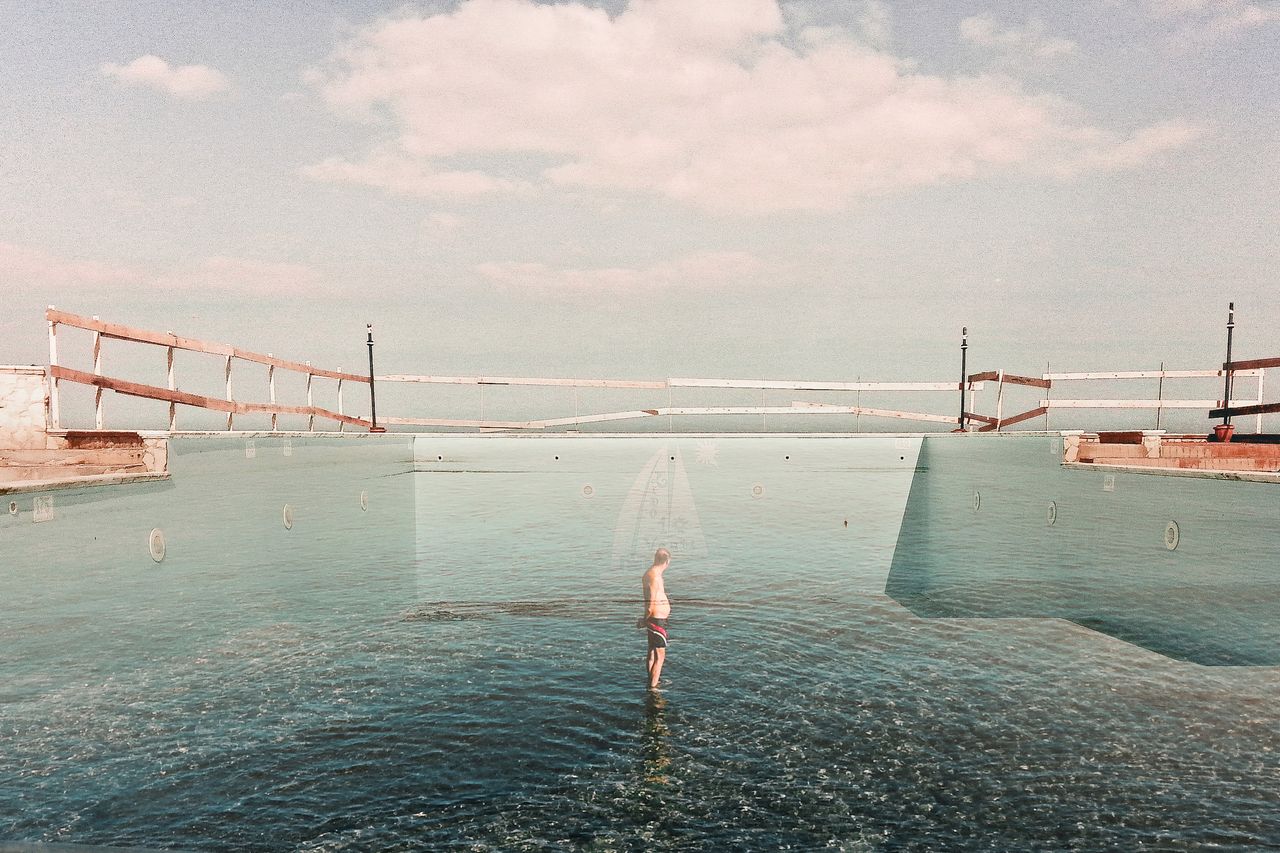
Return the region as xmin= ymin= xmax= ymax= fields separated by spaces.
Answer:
xmin=2 ymin=435 xmax=1279 ymax=850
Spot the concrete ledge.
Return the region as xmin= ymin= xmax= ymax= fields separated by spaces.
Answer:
xmin=0 ymin=471 xmax=170 ymax=495
xmin=1062 ymin=461 xmax=1280 ymax=483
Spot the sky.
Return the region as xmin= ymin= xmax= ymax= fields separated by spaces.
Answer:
xmin=2 ymin=0 xmax=1278 ymax=425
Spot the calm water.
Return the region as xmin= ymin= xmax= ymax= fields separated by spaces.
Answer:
xmin=2 ymin=435 xmax=1279 ymax=850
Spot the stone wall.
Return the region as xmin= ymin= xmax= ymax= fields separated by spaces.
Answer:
xmin=0 ymin=367 xmax=50 ymax=449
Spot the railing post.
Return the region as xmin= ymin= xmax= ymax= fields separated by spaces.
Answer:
xmin=225 ymin=355 xmax=234 ymax=431
xmin=995 ymin=369 xmax=1005 ymax=431
xmin=958 ymin=327 xmax=968 ymax=430
xmin=47 ymin=306 xmax=60 ymax=431
xmin=337 ymin=373 xmax=345 ymax=433
xmin=305 ymin=361 xmax=314 ymax=432
xmin=1155 ymin=361 xmax=1165 ymax=431
xmin=167 ymin=344 xmax=176 ymax=431
xmin=367 ymin=324 xmax=385 ymax=432
xmin=1043 ymin=361 xmax=1051 ymax=430
xmin=268 ymin=355 xmax=277 ymax=431
xmin=92 ymin=315 xmax=103 ymax=430
xmin=1222 ymin=301 xmax=1235 ymax=426
xmin=1257 ymin=369 xmax=1265 ymax=434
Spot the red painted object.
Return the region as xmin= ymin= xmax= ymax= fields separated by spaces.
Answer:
xmin=1214 ymin=423 xmax=1236 ymax=442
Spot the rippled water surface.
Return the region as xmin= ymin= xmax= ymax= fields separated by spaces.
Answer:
xmin=3 ymin=435 xmax=1279 ymax=851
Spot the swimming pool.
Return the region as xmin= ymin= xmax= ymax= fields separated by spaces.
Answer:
xmin=3 ymin=433 xmax=1278 ymax=850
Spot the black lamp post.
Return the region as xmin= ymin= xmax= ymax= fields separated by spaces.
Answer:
xmin=367 ymin=323 xmax=386 ymax=433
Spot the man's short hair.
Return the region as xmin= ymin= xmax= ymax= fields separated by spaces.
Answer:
xmin=654 ymin=547 xmax=671 ymax=565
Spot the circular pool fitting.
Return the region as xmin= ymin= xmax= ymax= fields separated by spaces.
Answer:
xmin=148 ymin=528 xmax=166 ymax=563
xmin=437 ymin=455 xmax=443 ymax=462
xmin=582 ymin=484 xmax=594 ymax=497
xmin=7 ymin=501 xmax=17 ymax=517
xmin=972 ymin=490 xmax=982 ymax=512
xmin=751 ymin=483 xmax=765 ymax=499
xmin=1047 ymin=501 xmax=1058 ymax=526
xmin=359 ymin=490 xmax=369 ymax=512
xmin=283 ymin=504 xmax=294 ymax=530
xmin=1164 ymin=521 xmax=1180 ymax=551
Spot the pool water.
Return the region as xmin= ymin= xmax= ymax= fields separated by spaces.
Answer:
xmin=2 ymin=435 xmax=1279 ymax=850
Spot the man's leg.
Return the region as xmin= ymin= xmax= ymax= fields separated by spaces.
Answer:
xmin=648 ymin=646 xmax=665 ymax=689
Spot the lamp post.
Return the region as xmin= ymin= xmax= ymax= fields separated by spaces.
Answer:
xmin=1221 ymin=302 xmax=1235 ymax=427
xmin=958 ymin=327 xmax=968 ymax=431
xmin=367 ymin=323 xmax=386 ymax=433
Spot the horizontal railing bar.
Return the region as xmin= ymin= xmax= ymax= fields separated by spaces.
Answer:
xmin=382 ymin=416 xmax=537 ymax=429
xmin=47 ymin=308 xmax=368 ymax=383
xmin=976 ymin=406 xmax=1048 ymax=432
xmin=670 ymin=378 xmax=982 ymax=391
xmin=378 ymin=374 xmax=668 ymax=389
xmin=1045 ymin=370 xmax=1259 ymax=380
xmin=967 ymin=371 xmax=1052 ymax=389
xmin=659 ymin=404 xmax=957 ymax=423
xmin=1209 ymin=402 xmax=1280 ymax=418
xmin=50 ymin=366 xmax=371 ymax=428
xmin=533 ymin=411 xmax=662 ymax=428
xmin=1224 ymin=357 xmax=1280 ymax=371
xmin=1039 ymin=399 xmax=1254 ymax=409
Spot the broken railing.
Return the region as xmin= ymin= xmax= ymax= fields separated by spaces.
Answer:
xmin=1210 ymin=356 xmax=1280 ymax=425
xmin=964 ymin=367 xmax=1265 ymax=432
xmin=46 ymin=308 xmax=372 ymax=431
xmin=44 ymin=308 xmax=1270 ymax=434
xmin=374 ymin=374 xmax=979 ymax=430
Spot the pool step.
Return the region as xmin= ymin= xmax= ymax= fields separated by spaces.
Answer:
xmin=0 ymin=447 xmax=150 ymax=482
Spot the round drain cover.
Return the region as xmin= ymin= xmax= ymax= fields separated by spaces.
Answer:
xmin=360 ymin=490 xmax=369 ymax=511
xmin=582 ymin=484 xmax=594 ymax=497
xmin=972 ymin=490 xmax=982 ymax=512
xmin=751 ymin=483 xmax=766 ymax=499
xmin=283 ymin=504 xmax=294 ymax=530
xmin=1164 ymin=521 xmax=1180 ymax=551
xmin=1047 ymin=501 xmax=1057 ymax=526
xmin=148 ymin=528 xmax=166 ymax=563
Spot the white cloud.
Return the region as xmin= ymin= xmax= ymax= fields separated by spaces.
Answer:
xmin=476 ymin=251 xmax=763 ymax=289
xmin=0 ymin=241 xmax=141 ymax=288
xmin=959 ymin=15 xmax=1078 ymax=61
xmin=101 ymin=55 xmax=229 ymax=99
xmin=156 ymin=257 xmax=323 ymax=294
xmin=1050 ymin=119 xmax=1205 ymax=175
xmin=302 ymin=147 xmax=530 ymax=197
xmin=857 ymin=0 xmax=893 ymax=47
xmin=306 ymin=0 xmax=1197 ymax=214
xmin=1141 ymin=0 xmax=1280 ymax=45
xmin=424 ymin=212 xmax=467 ymax=230
xmin=0 ymin=242 xmax=323 ymax=294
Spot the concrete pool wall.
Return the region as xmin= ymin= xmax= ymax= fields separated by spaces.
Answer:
xmin=2 ymin=432 xmax=1276 ymax=665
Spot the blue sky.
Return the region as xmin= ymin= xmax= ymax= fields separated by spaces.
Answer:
xmin=2 ymin=0 xmax=1277 ymax=390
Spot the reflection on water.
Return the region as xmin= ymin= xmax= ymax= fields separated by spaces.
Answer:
xmin=641 ymin=691 xmax=673 ymax=787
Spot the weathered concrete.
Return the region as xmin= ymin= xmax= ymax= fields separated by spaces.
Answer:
xmin=0 ymin=366 xmax=49 ymax=449
xmin=1073 ymin=431 xmax=1280 ymax=473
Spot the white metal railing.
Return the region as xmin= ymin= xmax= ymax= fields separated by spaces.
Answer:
xmin=41 ymin=308 xmax=1273 ymax=435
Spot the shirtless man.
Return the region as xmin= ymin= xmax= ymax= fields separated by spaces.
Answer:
xmin=640 ymin=548 xmax=672 ymax=690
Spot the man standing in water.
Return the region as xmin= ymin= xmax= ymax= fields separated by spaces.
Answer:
xmin=640 ymin=548 xmax=672 ymax=690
